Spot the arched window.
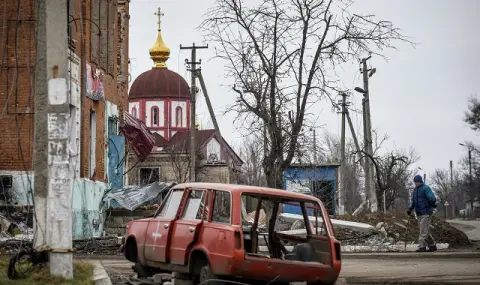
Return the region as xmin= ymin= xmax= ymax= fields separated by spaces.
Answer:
xmin=151 ymin=106 xmax=159 ymax=126
xmin=131 ymin=106 xmax=137 ymax=118
xmin=175 ymin=106 xmax=183 ymax=127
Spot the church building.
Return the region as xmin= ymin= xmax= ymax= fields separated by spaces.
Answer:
xmin=126 ymin=8 xmax=242 ymax=185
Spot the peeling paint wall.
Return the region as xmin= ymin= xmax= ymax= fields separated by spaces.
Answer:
xmin=72 ymin=178 xmax=107 ymax=239
xmin=0 ymin=171 xmax=34 ymax=205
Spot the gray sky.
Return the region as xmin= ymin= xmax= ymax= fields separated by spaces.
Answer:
xmin=129 ymin=0 xmax=479 ymax=178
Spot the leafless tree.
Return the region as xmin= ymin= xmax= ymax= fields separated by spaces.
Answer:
xmin=235 ymin=137 xmax=267 ymax=186
xmin=164 ymin=140 xmax=207 ymax=183
xmin=355 ymin=129 xmax=419 ymax=212
xmin=430 ymin=168 xmax=464 ymax=218
xmin=201 ymin=0 xmax=411 ymax=188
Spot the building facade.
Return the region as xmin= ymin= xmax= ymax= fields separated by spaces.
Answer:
xmin=0 ymin=0 xmax=130 ymax=212
xmin=126 ymin=9 xmax=242 ymax=185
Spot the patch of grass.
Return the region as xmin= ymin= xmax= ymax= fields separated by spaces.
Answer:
xmin=0 ymin=257 xmax=95 ymax=285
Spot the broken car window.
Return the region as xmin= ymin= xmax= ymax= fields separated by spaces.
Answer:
xmin=304 ymin=201 xmax=327 ymax=236
xmin=182 ymin=190 xmax=207 ymax=220
xmin=212 ymin=190 xmax=231 ymax=224
xmin=158 ymin=189 xmax=183 ymax=218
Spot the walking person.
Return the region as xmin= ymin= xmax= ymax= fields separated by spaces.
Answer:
xmin=407 ymin=174 xmax=438 ymax=252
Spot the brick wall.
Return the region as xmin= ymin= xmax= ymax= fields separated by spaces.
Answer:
xmin=0 ymin=1 xmax=129 ymax=181
xmin=0 ymin=0 xmax=36 ymax=171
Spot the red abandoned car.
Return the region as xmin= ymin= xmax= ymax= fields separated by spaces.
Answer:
xmin=123 ymin=183 xmax=342 ymax=285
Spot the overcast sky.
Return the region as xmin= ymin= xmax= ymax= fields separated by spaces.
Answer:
xmin=129 ymin=0 xmax=479 ymax=179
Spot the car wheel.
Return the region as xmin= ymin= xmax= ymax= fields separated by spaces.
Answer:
xmin=199 ymin=265 xmax=222 ymax=285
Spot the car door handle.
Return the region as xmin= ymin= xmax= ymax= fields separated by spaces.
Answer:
xmin=189 ymin=226 xmax=195 ymax=232
xmin=164 ymin=224 xmax=169 ymax=229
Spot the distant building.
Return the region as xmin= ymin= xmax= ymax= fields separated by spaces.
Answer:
xmin=125 ymin=9 xmax=242 ymax=185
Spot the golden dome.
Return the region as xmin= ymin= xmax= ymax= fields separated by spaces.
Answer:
xmin=149 ymin=8 xmax=170 ymax=69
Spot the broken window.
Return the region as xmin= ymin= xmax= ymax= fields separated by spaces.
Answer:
xmin=212 ymin=190 xmax=231 ymax=224
xmin=89 ymin=110 xmax=96 ymax=178
xmin=158 ymin=190 xmax=183 ymax=218
xmin=139 ymin=167 xmax=160 ymax=185
xmin=240 ymin=194 xmax=331 ymax=264
xmin=151 ymin=107 xmax=159 ymax=126
xmin=182 ymin=190 xmax=207 ymax=220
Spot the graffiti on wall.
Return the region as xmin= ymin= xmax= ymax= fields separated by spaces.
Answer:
xmin=86 ymin=63 xmax=104 ymax=101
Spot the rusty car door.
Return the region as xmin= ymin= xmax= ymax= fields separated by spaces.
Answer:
xmin=144 ymin=188 xmax=185 ymax=263
xmin=169 ymin=188 xmax=209 ymax=265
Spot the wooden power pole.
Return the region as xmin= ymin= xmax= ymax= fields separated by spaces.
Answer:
xmin=34 ymin=0 xmax=74 ymax=278
xmin=180 ymin=43 xmax=208 ymax=182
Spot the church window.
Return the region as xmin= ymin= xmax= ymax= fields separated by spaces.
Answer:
xmin=131 ymin=106 xmax=137 ymax=118
xmin=176 ymin=106 xmax=183 ymax=127
xmin=152 ymin=106 xmax=159 ymax=126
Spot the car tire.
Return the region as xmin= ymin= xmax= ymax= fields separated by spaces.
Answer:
xmin=199 ymin=265 xmax=223 ymax=285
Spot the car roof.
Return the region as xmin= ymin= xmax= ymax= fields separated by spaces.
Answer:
xmin=172 ymin=182 xmax=320 ymax=202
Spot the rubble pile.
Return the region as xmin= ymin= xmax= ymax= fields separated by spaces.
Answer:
xmin=336 ymin=213 xmax=472 ymax=248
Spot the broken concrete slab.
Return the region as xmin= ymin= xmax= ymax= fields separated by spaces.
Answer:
xmin=258 ymin=243 xmax=449 ymax=253
xmin=279 ymin=213 xmax=377 ymax=233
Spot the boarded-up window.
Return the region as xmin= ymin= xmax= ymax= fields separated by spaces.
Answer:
xmin=99 ymin=1 xmax=108 ymax=69
xmin=91 ymin=0 xmax=115 ymax=74
xmin=91 ymin=0 xmax=100 ymax=63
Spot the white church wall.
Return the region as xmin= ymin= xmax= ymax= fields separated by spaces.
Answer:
xmin=171 ymin=101 xmax=187 ymax=128
xmin=145 ymin=100 xmax=165 ymax=127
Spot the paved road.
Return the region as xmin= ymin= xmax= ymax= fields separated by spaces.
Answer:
xmin=341 ymin=258 xmax=480 ymax=284
xmin=447 ymin=219 xmax=480 ymax=241
xmin=90 ymin=254 xmax=480 ymax=284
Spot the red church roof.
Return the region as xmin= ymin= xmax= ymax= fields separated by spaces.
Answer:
xmin=129 ymin=68 xmax=190 ymax=99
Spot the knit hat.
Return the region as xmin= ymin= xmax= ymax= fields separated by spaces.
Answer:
xmin=413 ymin=175 xmax=423 ymax=183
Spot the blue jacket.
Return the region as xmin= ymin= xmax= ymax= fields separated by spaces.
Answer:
xmin=409 ymin=183 xmax=436 ymax=215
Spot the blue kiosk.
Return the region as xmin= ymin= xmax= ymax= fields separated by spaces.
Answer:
xmin=283 ymin=163 xmax=340 ymax=217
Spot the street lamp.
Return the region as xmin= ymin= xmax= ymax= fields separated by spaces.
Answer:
xmin=354 ymin=87 xmax=366 ymax=94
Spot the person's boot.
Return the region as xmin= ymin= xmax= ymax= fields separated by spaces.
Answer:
xmin=415 ymin=247 xmax=427 ymax=252
xmin=427 ymin=245 xmax=437 ymax=252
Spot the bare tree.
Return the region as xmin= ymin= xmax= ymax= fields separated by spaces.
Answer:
xmin=464 ymin=94 xmax=480 ymax=132
xmin=201 ymin=0 xmax=411 ymax=188
xmin=164 ymin=140 xmax=206 ymax=183
xmin=355 ymin=129 xmax=419 ymax=212
xmin=236 ymin=137 xmax=267 ymax=186
xmin=430 ymin=168 xmax=465 ymax=218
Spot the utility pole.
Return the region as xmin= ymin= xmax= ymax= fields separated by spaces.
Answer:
xmin=450 ymin=160 xmax=454 ymax=218
xmin=180 ymin=43 xmax=208 ymax=182
xmin=34 ymin=0 xmax=73 ymax=278
xmin=337 ymin=92 xmax=349 ymax=215
xmin=356 ymin=56 xmax=377 ymax=212
xmin=312 ymin=128 xmax=317 ymax=164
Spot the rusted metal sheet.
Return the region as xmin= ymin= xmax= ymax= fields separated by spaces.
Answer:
xmin=120 ymin=111 xmax=156 ymax=161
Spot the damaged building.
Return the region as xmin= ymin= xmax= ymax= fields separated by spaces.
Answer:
xmin=0 ymin=0 xmax=131 ymax=239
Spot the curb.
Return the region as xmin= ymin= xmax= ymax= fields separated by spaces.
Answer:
xmin=342 ymin=251 xmax=480 ymax=259
xmin=345 ymin=277 xmax=480 ymax=284
xmin=91 ymin=260 xmax=113 ymax=285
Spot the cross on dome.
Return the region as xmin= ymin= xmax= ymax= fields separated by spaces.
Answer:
xmin=154 ymin=7 xmax=164 ymax=31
